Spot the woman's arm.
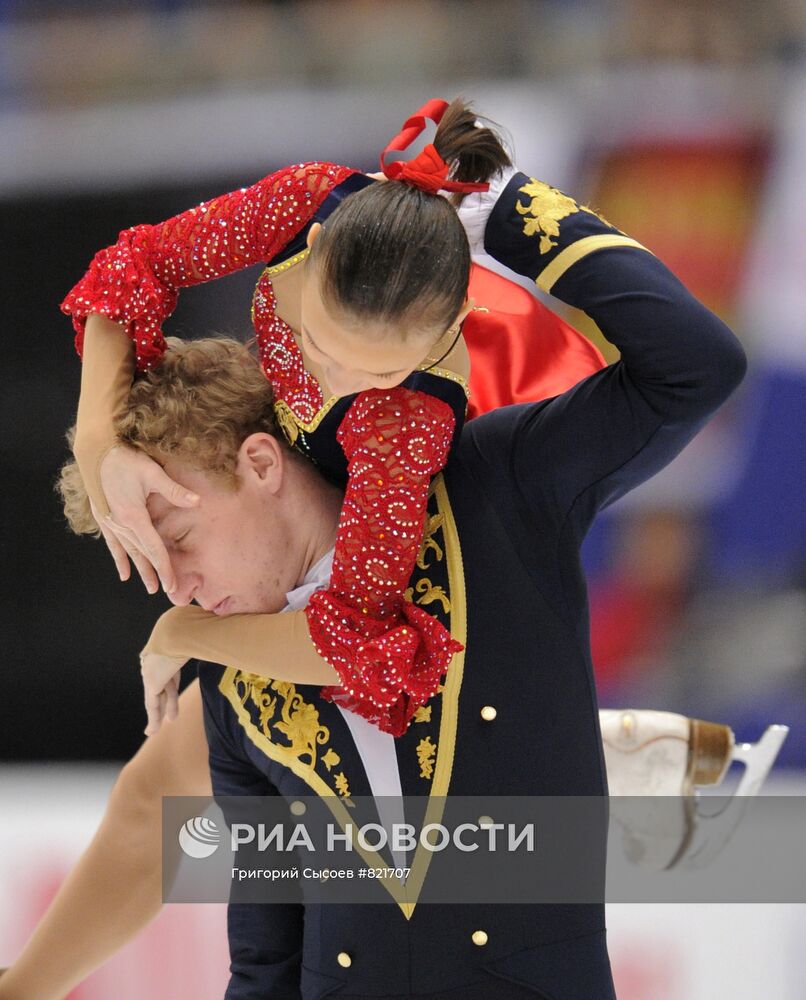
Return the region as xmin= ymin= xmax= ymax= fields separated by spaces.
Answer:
xmin=141 ymin=388 xmax=464 ymax=738
xmin=72 ymin=317 xmax=205 ymax=593
xmin=0 ymin=681 xmax=210 ymax=1000
xmin=62 ymin=163 xmax=357 ymax=591
xmin=71 ymin=317 xmax=135 ymax=513
xmin=307 ymin=386 xmax=464 ymax=735
xmin=61 ymin=162 xmax=357 ymax=371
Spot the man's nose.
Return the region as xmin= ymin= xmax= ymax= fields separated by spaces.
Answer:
xmin=167 ymin=572 xmax=200 ymax=608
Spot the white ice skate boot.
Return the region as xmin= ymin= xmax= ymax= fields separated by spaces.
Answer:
xmin=600 ymin=709 xmax=788 ymax=870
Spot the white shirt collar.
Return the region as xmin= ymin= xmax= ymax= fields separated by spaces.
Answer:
xmin=282 ymin=548 xmax=335 ymax=612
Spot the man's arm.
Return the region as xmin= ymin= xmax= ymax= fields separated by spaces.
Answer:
xmin=0 ymin=681 xmax=211 ymax=1000
xmin=466 ymin=172 xmax=746 ymax=541
xmin=199 ymin=669 xmax=305 ymax=1000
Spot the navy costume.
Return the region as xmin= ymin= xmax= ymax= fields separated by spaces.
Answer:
xmin=197 ymin=172 xmax=747 ymax=998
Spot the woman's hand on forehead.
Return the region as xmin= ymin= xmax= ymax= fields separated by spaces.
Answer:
xmin=98 ymin=445 xmax=200 ymax=595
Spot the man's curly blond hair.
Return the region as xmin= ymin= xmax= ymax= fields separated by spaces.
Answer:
xmin=57 ymin=336 xmax=283 ymax=536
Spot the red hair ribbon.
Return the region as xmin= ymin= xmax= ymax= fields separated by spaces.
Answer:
xmin=380 ymin=98 xmax=491 ymax=195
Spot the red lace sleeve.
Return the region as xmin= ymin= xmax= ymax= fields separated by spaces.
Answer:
xmin=306 ymin=387 xmax=464 ymax=737
xmin=60 ymin=161 xmax=356 ymax=370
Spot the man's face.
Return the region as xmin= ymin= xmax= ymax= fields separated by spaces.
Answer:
xmin=146 ymin=438 xmax=299 ymax=616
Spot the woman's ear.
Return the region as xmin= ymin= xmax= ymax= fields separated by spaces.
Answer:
xmin=455 ymin=296 xmax=475 ymax=325
xmin=306 ymin=222 xmax=323 ymax=249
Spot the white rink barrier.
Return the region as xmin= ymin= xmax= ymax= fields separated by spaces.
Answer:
xmin=1 ymin=765 xmax=804 ymax=1000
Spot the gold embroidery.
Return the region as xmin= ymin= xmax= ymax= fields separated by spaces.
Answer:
xmin=413 ymin=705 xmax=432 ymax=724
xmin=411 ymin=578 xmax=451 ymax=614
xmin=417 ymin=736 xmax=437 ymax=780
xmin=322 ymin=748 xmax=341 ymax=771
xmin=234 ymin=675 xmax=332 ymax=772
xmin=417 ymin=513 xmax=445 ymax=570
xmin=274 ymin=699 xmax=329 ymax=764
xmin=274 ymin=400 xmax=300 ymax=446
xmin=334 ymin=772 xmax=351 ymax=797
xmin=516 ymin=178 xmax=614 ymax=255
xmin=406 ymin=511 xmax=447 ymax=601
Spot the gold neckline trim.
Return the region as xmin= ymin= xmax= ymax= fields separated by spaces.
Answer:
xmin=263 ymin=247 xmax=311 ymax=278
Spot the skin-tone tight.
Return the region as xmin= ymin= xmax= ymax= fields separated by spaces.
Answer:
xmin=0 ymin=681 xmax=209 ymax=1000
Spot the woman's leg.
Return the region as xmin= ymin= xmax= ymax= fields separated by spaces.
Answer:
xmin=0 ymin=679 xmax=210 ymax=1000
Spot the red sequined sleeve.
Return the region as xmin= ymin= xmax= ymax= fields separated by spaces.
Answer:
xmin=61 ymin=162 xmax=356 ymax=370
xmin=307 ymin=387 xmax=464 ymax=737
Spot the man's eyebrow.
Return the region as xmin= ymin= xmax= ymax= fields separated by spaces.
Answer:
xmin=302 ymin=324 xmax=407 ymax=380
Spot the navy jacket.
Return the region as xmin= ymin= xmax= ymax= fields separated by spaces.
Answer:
xmin=198 ymin=172 xmax=747 ymax=999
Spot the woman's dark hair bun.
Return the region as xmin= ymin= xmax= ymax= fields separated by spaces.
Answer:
xmin=433 ymin=97 xmax=512 ymax=203
xmin=309 ymin=97 xmax=512 ymax=339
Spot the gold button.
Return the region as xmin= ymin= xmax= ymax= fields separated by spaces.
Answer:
xmin=478 ymin=815 xmax=494 ymax=826
xmin=472 ymin=930 xmax=489 ymax=947
xmin=290 ymin=800 xmax=307 ymax=816
xmin=337 ymin=951 xmax=352 ymax=968
xmin=480 ymin=705 xmax=497 ymax=721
